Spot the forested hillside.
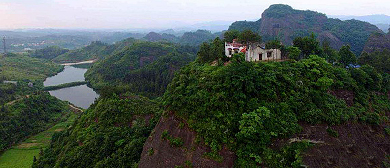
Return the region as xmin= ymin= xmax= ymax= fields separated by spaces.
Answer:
xmin=149 ymin=54 xmax=389 ymax=167
xmin=363 ymin=31 xmax=390 ymax=53
xmin=229 ymin=4 xmax=382 ymax=55
xmin=359 ymin=50 xmax=390 ymax=73
xmin=29 ymin=46 xmax=69 ymax=60
xmin=51 ymin=41 xmax=113 ymax=63
xmin=143 ymin=30 xmax=221 ymax=46
xmin=0 ymin=92 xmax=69 ymax=152
xmin=0 ymin=53 xmax=70 ymax=153
xmin=0 ymin=53 xmax=63 ymax=104
xmin=51 ymin=38 xmax=139 ymax=63
xmin=85 ymin=41 xmax=197 ymax=97
xmin=32 ymin=92 xmax=162 ymax=168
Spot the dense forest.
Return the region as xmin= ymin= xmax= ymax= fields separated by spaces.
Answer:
xmin=229 ymin=4 xmax=382 ymax=55
xmin=85 ymin=41 xmax=197 ymax=97
xmin=363 ymin=30 xmax=390 ymax=53
xmin=32 ymin=92 xmax=162 ymax=168
xmin=0 ymin=92 xmax=69 ymax=152
xmin=359 ymin=50 xmax=390 ymax=74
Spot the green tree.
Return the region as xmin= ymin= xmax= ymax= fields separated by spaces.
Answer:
xmin=211 ymin=37 xmax=225 ymax=60
xmin=321 ymin=40 xmax=339 ymax=64
xmin=287 ymin=46 xmax=301 ymax=60
xmin=339 ymin=45 xmax=357 ymax=67
xmin=197 ymin=42 xmax=212 ymax=63
xmin=265 ymin=39 xmax=282 ymax=49
xmin=223 ymin=30 xmax=240 ymax=43
xmin=237 ymin=30 xmax=262 ymax=44
xmin=293 ymin=33 xmax=322 ymax=59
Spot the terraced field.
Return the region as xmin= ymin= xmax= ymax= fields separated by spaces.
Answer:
xmin=0 ymin=113 xmax=78 ymax=168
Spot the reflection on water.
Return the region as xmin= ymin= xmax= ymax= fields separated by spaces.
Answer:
xmin=44 ymin=65 xmax=99 ymax=109
xmin=44 ymin=66 xmax=87 ymax=86
xmin=49 ymin=85 xmax=99 ymax=109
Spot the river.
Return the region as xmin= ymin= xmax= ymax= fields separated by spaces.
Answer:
xmin=44 ymin=65 xmax=99 ymax=109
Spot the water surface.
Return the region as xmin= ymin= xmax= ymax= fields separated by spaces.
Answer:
xmin=44 ymin=66 xmax=87 ymax=86
xmin=49 ymin=85 xmax=98 ymax=109
xmin=44 ymin=65 xmax=98 ymax=109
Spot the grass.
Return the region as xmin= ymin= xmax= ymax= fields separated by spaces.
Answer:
xmin=0 ymin=112 xmax=78 ymax=168
xmin=0 ymin=149 xmax=40 ymax=168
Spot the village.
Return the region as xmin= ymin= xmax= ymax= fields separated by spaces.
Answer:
xmin=225 ymin=39 xmax=282 ymax=62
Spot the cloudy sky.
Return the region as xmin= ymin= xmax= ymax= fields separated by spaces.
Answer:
xmin=0 ymin=0 xmax=389 ymax=29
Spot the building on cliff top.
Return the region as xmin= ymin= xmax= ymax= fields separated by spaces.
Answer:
xmin=225 ymin=39 xmax=282 ymax=61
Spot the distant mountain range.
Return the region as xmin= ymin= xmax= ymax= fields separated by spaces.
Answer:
xmin=330 ymin=14 xmax=390 ymax=33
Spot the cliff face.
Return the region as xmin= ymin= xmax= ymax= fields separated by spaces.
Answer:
xmin=229 ymin=4 xmax=382 ymax=55
xmin=259 ymin=4 xmax=327 ymax=44
xmin=138 ymin=112 xmax=236 ymax=168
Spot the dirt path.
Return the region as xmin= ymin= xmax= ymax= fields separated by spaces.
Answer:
xmin=5 ymin=95 xmax=29 ymax=106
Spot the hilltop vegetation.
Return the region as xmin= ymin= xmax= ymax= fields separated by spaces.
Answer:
xmin=32 ymin=93 xmax=162 ymax=168
xmin=85 ymin=41 xmax=197 ymax=97
xmin=229 ymin=4 xmax=382 ymax=55
xmin=162 ymin=54 xmax=389 ymax=167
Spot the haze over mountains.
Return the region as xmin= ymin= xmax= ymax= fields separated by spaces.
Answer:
xmin=330 ymin=14 xmax=390 ymax=32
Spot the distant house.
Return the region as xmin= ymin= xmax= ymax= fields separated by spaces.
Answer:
xmin=28 ymin=82 xmax=34 ymax=88
xmin=225 ymin=40 xmax=282 ymax=62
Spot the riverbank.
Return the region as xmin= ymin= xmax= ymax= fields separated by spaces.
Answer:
xmin=43 ymin=81 xmax=88 ymax=91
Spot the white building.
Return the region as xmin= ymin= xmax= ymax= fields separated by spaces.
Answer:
xmin=246 ymin=44 xmax=281 ymax=62
xmin=225 ymin=39 xmax=246 ymax=57
xmin=225 ymin=40 xmax=282 ymax=62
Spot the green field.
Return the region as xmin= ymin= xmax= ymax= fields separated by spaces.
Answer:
xmin=0 ymin=112 xmax=78 ymax=168
xmin=0 ymin=54 xmax=63 ymax=81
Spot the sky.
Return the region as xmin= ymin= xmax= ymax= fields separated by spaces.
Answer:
xmin=0 ymin=0 xmax=389 ymax=29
